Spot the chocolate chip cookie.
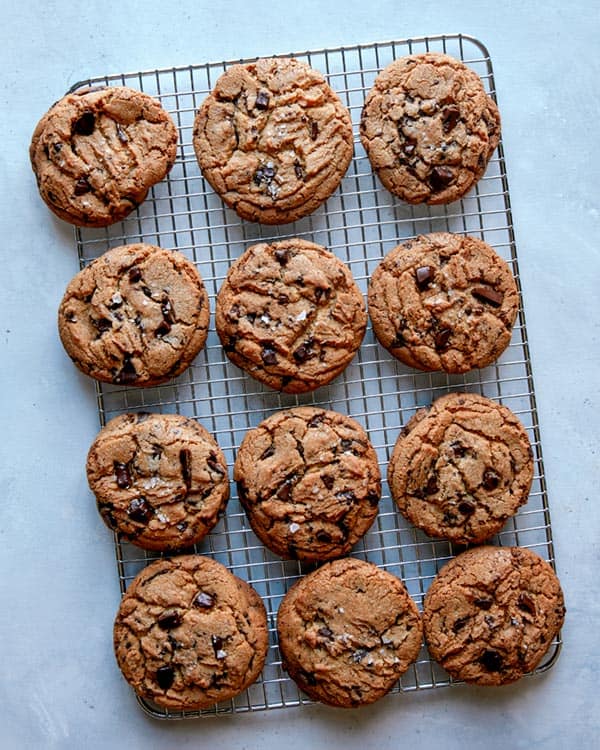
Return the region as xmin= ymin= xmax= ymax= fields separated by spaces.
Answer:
xmin=360 ymin=53 xmax=500 ymax=204
xmin=388 ymin=392 xmax=534 ymax=545
xmin=216 ymin=239 xmax=366 ymax=393
xmin=368 ymin=233 xmax=519 ymax=373
xmin=58 ymin=243 xmax=209 ymax=387
xmin=234 ymin=407 xmax=381 ymax=561
xmin=87 ymin=413 xmax=229 ymax=551
xmin=277 ymin=558 xmax=422 ymax=707
xmin=113 ymin=555 xmax=269 ymax=710
xmin=30 ymin=86 xmax=178 ymax=227
xmin=423 ymin=545 xmax=565 ymax=685
xmin=193 ymin=57 xmax=353 ymax=224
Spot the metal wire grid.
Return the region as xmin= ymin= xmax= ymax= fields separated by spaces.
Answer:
xmin=71 ymin=33 xmax=560 ymax=719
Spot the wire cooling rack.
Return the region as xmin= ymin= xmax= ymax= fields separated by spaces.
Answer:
xmin=70 ymin=33 xmax=561 ymax=718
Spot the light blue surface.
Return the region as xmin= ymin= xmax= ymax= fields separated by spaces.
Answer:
xmin=1 ymin=1 xmax=599 ymax=748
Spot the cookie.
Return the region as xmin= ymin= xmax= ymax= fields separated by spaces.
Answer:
xmin=30 ymin=85 xmax=178 ymax=227
xmin=58 ymin=243 xmax=209 ymax=387
xmin=193 ymin=57 xmax=353 ymax=224
xmin=277 ymin=558 xmax=422 ymax=707
xmin=360 ymin=52 xmax=500 ymax=204
xmin=423 ymin=545 xmax=565 ymax=685
xmin=234 ymin=407 xmax=381 ymax=561
xmin=216 ymin=239 xmax=366 ymax=393
xmin=113 ymin=555 xmax=269 ymax=710
xmin=388 ymin=392 xmax=534 ymax=545
xmin=368 ymin=233 xmax=519 ymax=374
xmin=87 ymin=413 xmax=229 ymax=551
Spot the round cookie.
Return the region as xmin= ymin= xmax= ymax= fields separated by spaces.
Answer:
xmin=113 ymin=555 xmax=269 ymax=710
xmin=360 ymin=52 xmax=501 ymax=204
xmin=193 ymin=57 xmax=353 ymax=224
xmin=423 ymin=545 xmax=566 ymax=685
xmin=87 ymin=413 xmax=229 ymax=551
xmin=277 ymin=557 xmax=422 ymax=707
xmin=388 ymin=392 xmax=534 ymax=545
xmin=30 ymin=85 xmax=178 ymax=227
xmin=234 ymin=407 xmax=381 ymax=561
xmin=216 ymin=239 xmax=366 ymax=393
xmin=368 ymin=233 xmax=519 ymax=374
xmin=58 ymin=243 xmax=209 ymax=387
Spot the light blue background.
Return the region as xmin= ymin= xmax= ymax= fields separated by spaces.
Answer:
xmin=1 ymin=1 xmax=599 ymax=747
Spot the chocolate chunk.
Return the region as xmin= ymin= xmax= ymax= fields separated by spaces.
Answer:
xmin=458 ymin=498 xmax=476 ymax=515
xmin=156 ymin=665 xmax=174 ymax=690
xmin=434 ymin=326 xmax=452 ymax=350
xmin=315 ymin=530 xmax=332 ymax=543
xmin=336 ymin=490 xmax=357 ymax=504
xmin=472 ymin=285 xmax=504 ymax=308
xmin=155 ymin=321 xmax=171 ymax=337
xmin=114 ymin=461 xmax=132 ymax=489
xmin=211 ymin=634 xmax=225 ymax=658
xmin=93 ymin=317 xmax=112 ymax=333
xmin=474 ymin=597 xmax=493 ymax=610
xmin=308 ymin=413 xmax=325 ymax=428
xmin=309 ymin=120 xmax=319 ymax=140
xmin=114 ymin=355 xmax=138 ymax=384
xmin=293 ymin=341 xmax=313 ymax=363
xmin=452 ymin=616 xmax=469 ymax=633
xmin=479 ymin=649 xmax=503 ymax=672
xmin=367 ymin=490 xmax=380 ymax=507
xmin=318 ymin=627 xmax=333 ymax=640
xmin=482 ymin=468 xmax=500 ymax=490
xmin=260 ymin=444 xmax=275 ymax=460
xmin=274 ymin=247 xmax=290 ymax=265
xmin=352 ymin=649 xmax=367 ymax=663
xmin=227 ymin=304 xmax=241 ymax=321
xmin=74 ymin=177 xmax=91 ymax=195
xmin=402 ymin=137 xmax=417 ymax=156
xmin=294 ymin=160 xmax=304 ymax=181
xmin=415 ymin=265 xmax=434 ymax=290
xmin=161 ymin=298 xmax=175 ymax=324
xmin=128 ymin=266 xmax=142 ymax=283
xmin=194 ymin=591 xmax=215 ymax=609
xmin=276 ymin=479 xmax=293 ymax=502
xmin=425 ymin=475 xmax=438 ymax=495
xmin=255 ymin=90 xmax=270 ymax=110
xmin=392 ymin=330 xmax=406 ymax=348
xmin=253 ymin=163 xmax=276 ymax=187
xmin=207 ymin=452 xmax=225 ymax=475
xmin=442 ymin=105 xmax=460 ymax=133
xmin=73 ymin=110 xmax=95 ymax=136
xmin=127 ymin=497 xmax=152 ymax=523
xmin=429 ymin=165 xmax=454 ymax=191
xmin=450 ymin=441 xmax=466 ymax=458
xmin=261 ymin=346 xmax=278 ymax=365
xmin=321 ymin=474 xmax=335 ymax=490
xmin=277 ymin=293 xmax=289 ymax=304
xmin=518 ymin=593 xmax=536 ymax=616
xmin=179 ymin=449 xmax=192 ymax=491
xmin=157 ymin=611 xmax=182 ymax=630
xmin=115 ymin=123 xmax=128 ymax=143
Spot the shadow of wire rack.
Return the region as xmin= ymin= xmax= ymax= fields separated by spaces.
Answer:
xmin=70 ymin=32 xmax=561 ymax=718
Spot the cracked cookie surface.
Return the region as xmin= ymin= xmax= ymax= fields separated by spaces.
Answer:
xmin=58 ymin=243 xmax=209 ymax=387
xmin=193 ymin=57 xmax=353 ymax=224
xmin=388 ymin=392 xmax=533 ymax=545
xmin=368 ymin=233 xmax=519 ymax=374
xmin=216 ymin=239 xmax=366 ymax=393
xmin=423 ymin=545 xmax=565 ymax=685
xmin=87 ymin=413 xmax=229 ymax=551
xmin=113 ymin=555 xmax=268 ymax=709
xmin=277 ymin=557 xmax=422 ymax=706
xmin=360 ymin=53 xmax=500 ymax=204
xmin=234 ymin=407 xmax=381 ymax=561
xmin=30 ymin=86 xmax=178 ymax=227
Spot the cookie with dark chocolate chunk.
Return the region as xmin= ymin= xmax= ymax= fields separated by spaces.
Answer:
xmin=87 ymin=413 xmax=229 ymax=551
xmin=58 ymin=243 xmax=209 ymax=387
xmin=360 ymin=52 xmax=500 ymax=204
xmin=30 ymin=86 xmax=178 ymax=227
xmin=368 ymin=232 xmax=519 ymax=374
xmin=277 ymin=558 xmax=422 ymax=706
xmin=193 ymin=57 xmax=353 ymax=224
xmin=388 ymin=392 xmax=534 ymax=545
xmin=234 ymin=407 xmax=381 ymax=561
xmin=423 ymin=545 xmax=565 ymax=685
xmin=113 ymin=555 xmax=269 ymax=709
xmin=216 ymin=239 xmax=366 ymax=393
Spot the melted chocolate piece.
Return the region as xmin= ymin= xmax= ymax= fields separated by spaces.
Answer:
xmin=74 ymin=177 xmax=91 ymax=195
xmin=415 ymin=265 xmax=434 ymax=290
xmin=479 ymin=649 xmax=503 ymax=672
xmin=255 ymin=90 xmax=270 ymax=110
xmin=434 ymin=326 xmax=452 ymax=351
xmin=73 ymin=110 xmax=95 ymax=136
xmin=429 ymin=165 xmax=454 ymax=191
xmin=179 ymin=449 xmax=192 ymax=491
xmin=114 ymin=461 xmax=132 ymax=489
xmin=472 ymin=285 xmax=504 ymax=308
xmin=157 ymin=611 xmax=182 ymax=630
xmin=261 ymin=346 xmax=278 ymax=365
xmin=127 ymin=497 xmax=152 ymax=523
xmin=482 ymin=468 xmax=500 ymax=490
xmin=442 ymin=105 xmax=460 ymax=133
xmin=194 ymin=591 xmax=215 ymax=609
xmin=156 ymin=665 xmax=174 ymax=689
